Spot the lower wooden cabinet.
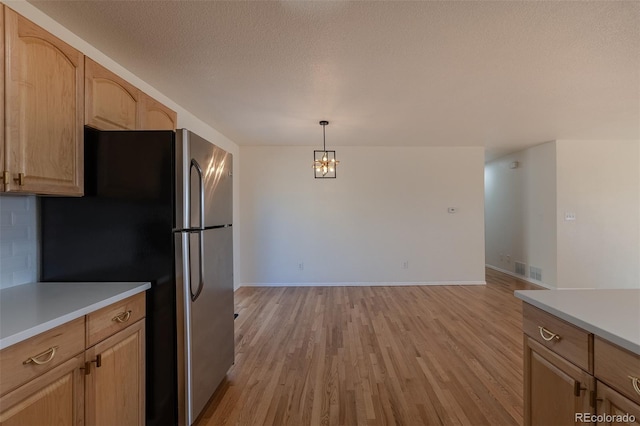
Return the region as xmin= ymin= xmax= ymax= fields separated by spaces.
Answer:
xmin=85 ymin=320 xmax=145 ymax=426
xmin=524 ymin=335 xmax=595 ymax=426
xmin=596 ymin=381 xmax=640 ymax=426
xmin=0 ymin=355 xmax=85 ymax=426
xmin=523 ymin=303 xmax=640 ymax=426
xmin=0 ymin=294 xmax=146 ymax=426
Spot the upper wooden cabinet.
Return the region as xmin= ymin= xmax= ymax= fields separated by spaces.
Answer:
xmin=3 ymin=7 xmax=83 ymax=196
xmin=85 ymin=57 xmax=139 ymax=130
xmin=86 ymin=57 xmax=177 ymax=131
xmin=139 ymin=91 xmax=177 ymax=130
xmin=1 ymin=7 xmax=5 ymax=194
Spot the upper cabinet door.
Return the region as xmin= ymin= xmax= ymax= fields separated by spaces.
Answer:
xmin=0 ymin=7 xmax=5 ymax=194
xmin=85 ymin=57 xmax=139 ymax=130
xmin=4 ymin=7 xmax=83 ymax=195
xmin=139 ymin=91 xmax=177 ymax=130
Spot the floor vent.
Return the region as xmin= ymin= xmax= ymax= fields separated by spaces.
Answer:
xmin=529 ymin=266 xmax=542 ymax=281
xmin=515 ymin=261 xmax=526 ymax=276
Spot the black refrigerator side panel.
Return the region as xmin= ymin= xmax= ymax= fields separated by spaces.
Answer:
xmin=40 ymin=127 xmax=178 ymax=426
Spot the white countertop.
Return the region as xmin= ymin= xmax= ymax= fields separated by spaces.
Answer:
xmin=0 ymin=282 xmax=151 ymax=349
xmin=515 ymin=289 xmax=640 ymax=355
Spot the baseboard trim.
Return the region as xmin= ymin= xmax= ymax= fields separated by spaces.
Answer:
xmin=485 ymin=264 xmax=554 ymax=289
xmin=238 ymin=280 xmax=486 ymax=288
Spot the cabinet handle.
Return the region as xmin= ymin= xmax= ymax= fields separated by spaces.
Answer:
xmin=629 ymin=376 xmax=640 ymax=396
xmin=82 ymin=355 xmax=102 ymax=374
xmin=538 ymin=326 xmax=560 ymax=341
xmin=92 ymin=354 xmax=102 ymax=368
xmin=574 ymin=381 xmax=587 ymax=397
xmin=112 ymin=310 xmax=132 ymax=323
xmin=14 ymin=173 xmax=24 ymax=186
xmin=23 ymin=346 xmax=58 ymax=365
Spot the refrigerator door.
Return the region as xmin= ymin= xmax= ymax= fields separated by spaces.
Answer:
xmin=175 ymin=129 xmax=233 ymax=230
xmin=176 ymin=226 xmax=234 ymax=426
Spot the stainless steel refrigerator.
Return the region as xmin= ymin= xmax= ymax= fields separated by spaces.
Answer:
xmin=40 ymin=127 xmax=234 ymax=426
xmin=174 ymin=129 xmax=234 ymax=425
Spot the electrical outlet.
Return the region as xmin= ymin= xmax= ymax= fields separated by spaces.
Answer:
xmin=298 ymin=262 xmax=304 ymax=271
xmin=402 ymin=261 xmax=409 ymax=269
xmin=564 ymin=212 xmax=576 ymax=221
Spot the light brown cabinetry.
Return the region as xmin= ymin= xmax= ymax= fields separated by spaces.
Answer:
xmin=0 ymin=7 xmax=177 ymax=197
xmin=1 ymin=6 xmax=5 ymax=190
xmin=138 ymin=92 xmax=177 ymax=130
xmin=0 ymin=355 xmax=85 ymax=426
xmin=523 ymin=304 xmax=595 ymax=426
xmin=0 ymin=317 xmax=85 ymax=397
xmin=85 ymin=58 xmax=176 ymax=131
xmin=594 ymin=337 xmax=640 ymax=425
xmin=85 ymin=57 xmax=140 ymax=130
xmin=596 ymin=381 xmax=640 ymax=426
xmin=85 ymin=320 xmax=145 ymax=426
xmin=523 ymin=303 xmax=640 ymax=426
xmin=3 ymin=6 xmax=83 ymax=196
xmin=84 ymin=293 xmax=146 ymax=426
xmin=0 ymin=293 xmax=146 ymax=426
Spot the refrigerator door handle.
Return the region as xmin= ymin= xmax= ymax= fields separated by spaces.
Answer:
xmin=191 ymin=231 xmax=205 ymax=302
xmin=190 ymin=159 xmax=205 ymax=229
xmin=190 ymin=159 xmax=205 ymax=302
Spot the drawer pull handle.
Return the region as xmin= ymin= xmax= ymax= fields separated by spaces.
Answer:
xmin=629 ymin=376 xmax=640 ymax=396
xmin=23 ymin=346 xmax=58 ymax=365
xmin=538 ymin=326 xmax=560 ymax=341
xmin=112 ymin=310 xmax=132 ymax=323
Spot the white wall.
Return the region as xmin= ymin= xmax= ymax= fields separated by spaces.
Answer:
xmin=239 ymin=146 xmax=486 ymax=286
xmin=484 ymin=142 xmax=557 ymax=287
xmin=556 ymin=140 xmax=640 ymax=289
xmin=0 ymin=1 xmax=241 ymax=288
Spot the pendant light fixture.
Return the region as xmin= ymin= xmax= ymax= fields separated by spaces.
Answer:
xmin=313 ymin=120 xmax=339 ymax=178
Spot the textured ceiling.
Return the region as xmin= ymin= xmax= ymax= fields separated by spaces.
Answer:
xmin=30 ymin=1 xmax=640 ymax=160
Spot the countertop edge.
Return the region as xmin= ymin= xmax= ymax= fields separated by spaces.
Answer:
xmin=515 ymin=290 xmax=640 ymax=356
xmin=0 ymin=283 xmax=151 ymax=350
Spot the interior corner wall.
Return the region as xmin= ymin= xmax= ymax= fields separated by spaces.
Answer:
xmin=556 ymin=140 xmax=640 ymax=289
xmin=484 ymin=142 xmax=557 ymax=287
xmin=238 ymin=146 xmax=486 ymax=286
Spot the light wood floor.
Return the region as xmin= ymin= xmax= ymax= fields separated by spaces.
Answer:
xmin=197 ymin=268 xmax=542 ymax=426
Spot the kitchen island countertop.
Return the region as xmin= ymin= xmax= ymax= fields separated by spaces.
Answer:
xmin=0 ymin=281 xmax=151 ymax=349
xmin=515 ymin=289 xmax=640 ymax=355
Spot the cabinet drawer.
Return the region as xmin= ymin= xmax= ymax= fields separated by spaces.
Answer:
xmin=0 ymin=317 xmax=85 ymax=396
xmin=522 ymin=303 xmax=593 ymax=372
xmin=86 ymin=293 xmax=145 ymax=347
xmin=595 ymin=337 xmax=640 ymax=405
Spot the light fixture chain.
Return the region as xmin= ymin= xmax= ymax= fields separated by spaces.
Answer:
xmin=323 ymin=122 xmax=326 ymax=152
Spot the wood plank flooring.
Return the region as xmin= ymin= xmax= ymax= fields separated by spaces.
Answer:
xmin=197 ymin=268 xmax=542 ymax=426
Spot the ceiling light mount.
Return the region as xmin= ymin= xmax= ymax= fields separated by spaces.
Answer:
xmin=313 ymin=120 xmax=339 ymax=179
